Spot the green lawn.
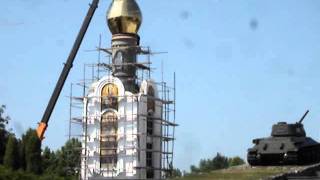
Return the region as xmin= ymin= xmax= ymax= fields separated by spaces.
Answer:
xmin=173 ymin=166 xmax=294 ymax=180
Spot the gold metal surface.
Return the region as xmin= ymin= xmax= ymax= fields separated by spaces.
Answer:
xmin=101 ymin=83 xmax=118 ymax=97
xmin=107 ymin=0 xmax=142 ymax=34
xmin=101 ymin=84 xmax=119 ymax=109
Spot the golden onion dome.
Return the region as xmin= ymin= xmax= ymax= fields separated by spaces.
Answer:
xmin=107 ymin=0 xmax=142 ymax=35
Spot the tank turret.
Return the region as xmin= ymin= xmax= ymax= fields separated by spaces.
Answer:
xmin=271 ymin=110 xmax=309 ymax=137
xmin=247 ymin=110 xmax=320 ymax=166
xmin=271 ymin=122 xmax=306 ymax=137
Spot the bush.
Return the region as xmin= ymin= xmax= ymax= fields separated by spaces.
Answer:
xmin=0 ymin=106 xmax=79 ymax=179
xmin=0 ymin=165 xmax=77 ymax=180
xmin=0 ymin=165 xmax=38 ymax=180
xmin=189 ymin=153 xmax=245 ymax=175
xmin=228 ymin=156 xmax=245 ymax=167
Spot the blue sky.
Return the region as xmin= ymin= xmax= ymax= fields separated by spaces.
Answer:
xmin=1 ymin=0 xmax=320 ymax=171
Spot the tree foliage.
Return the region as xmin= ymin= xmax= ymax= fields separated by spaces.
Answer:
xmin=42 ymin=147 xmax=58 ymax=174
xmin=228 ymin=156 xmax=245 ymax=167
xmin=0 ymin=105 xmax=80 ymax=179
xmin=25 ymin=129 xmax=42 ymax=174
xmin=0 ymin=165 xmax=76 ymax=180
xmin=0 ymin=105 xmax=10 ymax=164
xmin=63 ymin=138 xmax=81 ymax=176
xmin=171 ymin=168 xmax=182 ymax=178
xmin=0 ymin=105 xmax=9 ymax=129
xmin=55 ymin=138 xmax=81 ymax=176
xmin=3 ymin=135 xmax=19 ymax=170
xmin=190 ymin=165 xmax=199 ymax=174
xmin=212 ymin=153 xmax=229 ymax=170
xmin=189 ymin=153 xmax=245 ymax=175
xmin=167 ymin=162 xmax=182 ymax=178
xmin=19 ymin=134 xmax=27 ymax=170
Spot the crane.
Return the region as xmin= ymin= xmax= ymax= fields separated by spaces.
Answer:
xmin=36 ymin=0 xmax=100 ymax=140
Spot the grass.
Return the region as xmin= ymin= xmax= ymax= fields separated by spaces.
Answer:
xmin=173 ymin=166 xmax=293 ymax=180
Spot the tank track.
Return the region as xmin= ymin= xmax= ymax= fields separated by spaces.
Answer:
xmin=248 ymin=145 xmax=320 ymax=166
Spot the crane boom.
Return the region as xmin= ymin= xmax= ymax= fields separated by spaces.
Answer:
xmin=36 ymin=0 xmax=99 ymax=140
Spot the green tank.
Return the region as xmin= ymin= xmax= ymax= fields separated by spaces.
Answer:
xmin=247 ymin=110 xmax=320 ymax=165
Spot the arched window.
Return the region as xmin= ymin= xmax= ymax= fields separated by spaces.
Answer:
xmin=147 ymin=86 xmax=155 ymax=113
xmin=101 ymin=83 xmax=119 ymax=110
xmin=146 ymin=86 xmax=155 ymax=179
xmin=113 ymin=51 xmax=124 ymax=73
xmin=100 ymin=111 xmax=118 ymax=170
xmin=147 ymin=86 xmax=155 ymax=136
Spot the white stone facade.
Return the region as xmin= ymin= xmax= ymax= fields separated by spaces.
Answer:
xmin=81 ymin=75 xmax=162 ymax=180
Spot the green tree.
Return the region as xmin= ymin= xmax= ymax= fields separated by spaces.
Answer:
xmin=199 ymin=159 xmax=212 ymax=172
xmin=0 ymin=105 xmax=9 ymax=130
xmin=19 ymin=133 xmax=27 ymax=170
xmin=42 ymin=147 xmax=52 ymax=172
xmin=166 ymin=162 xmax=182 ymax=178
xmin=189 ymin=153 xmax=244 ymax=175
xmin=171 ymin=168 xmax=182 ymax=178
xmin=228 ymin=156 xmax=245 ymax=167
xmin=3 ymin=134 xmax=20 ymax=170
xmin=56 ymin=138 xmax=81 ymax=176
xmin=190 ymin=165 xmax=199 ymax=174
xmin=42 ymin=146 xmax=58 ymax=174
xmin=0 ymin=105 xmax=10 ymax=164
xmin=211 ymin=153 xmax=229 ymax=170
xmin=25 ymin=129 xmax=42 ymax=174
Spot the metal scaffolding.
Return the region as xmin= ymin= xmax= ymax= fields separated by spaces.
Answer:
xmin=67 ymin=41 xmax=177 ymax=179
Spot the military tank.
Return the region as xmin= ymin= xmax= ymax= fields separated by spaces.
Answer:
xmin=247 ymin=110 xmax=320 ymax=166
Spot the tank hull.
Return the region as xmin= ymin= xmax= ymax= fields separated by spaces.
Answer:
xmin=248 ymin=144 xmax=320 ymax=166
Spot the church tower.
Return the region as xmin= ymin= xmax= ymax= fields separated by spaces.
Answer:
xmin=80 ymin=0 xmax=176 ymax=179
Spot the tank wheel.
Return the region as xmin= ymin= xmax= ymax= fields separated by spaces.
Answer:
xmin=283 ymin=152 xmax=298 ymax=164
xmin=247 ymin=154 xmax=260 ymax=166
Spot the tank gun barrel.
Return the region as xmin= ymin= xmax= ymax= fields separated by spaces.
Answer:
xmin=298 ymin=110 xmax=309 ymax=124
